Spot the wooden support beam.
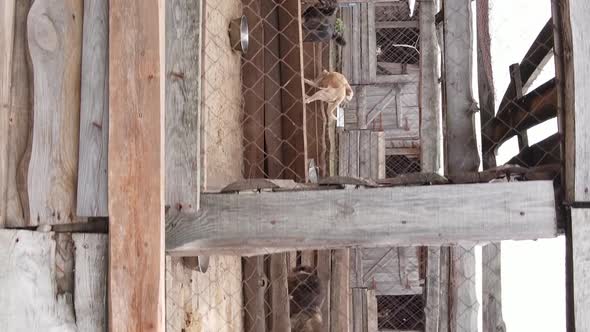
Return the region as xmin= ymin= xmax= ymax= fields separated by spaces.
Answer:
xmin=243 ymin=256 xmax=267 ymax=332
xmin=77 ymin=0 xmax=109 ymax=217
xmin=443 ymin=0 xmax=480 ymax=174
xmin=571 ymin=208 xmax=590 ymax=331
xmin=166 ymin=181 xmax=558 ymax=255
xmin=317 ymin=250 xmax=332 ymax=332
xmin=376 ymin=20 xmax=419 ymax=29
xmin=509 ymin=63 xmax=529 ymax=150
xmin=506 ymin=133 xmax=561 ymax=167
xmin=108 ymin=0 xmax=165 ymax=330
xmin=331 ymin=249 xmax=350 ymax=332
xmin=165 ymin=0 xmax=202 ymax=213
xmin=559 ymin=0 xmax=590 ymax=203
xmin=482 ymin=243 xmax=506 ymax=332
xmin=420 ymin=0 xmax=443 ymax=174
xmin=270 ymin=253 xmax=291 ymax=332
xmin=424 ymin=247 xmax=440 ymax=332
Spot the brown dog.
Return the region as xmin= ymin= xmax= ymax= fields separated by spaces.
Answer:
xmin=304 ymin=70 xmax=353 ymax=121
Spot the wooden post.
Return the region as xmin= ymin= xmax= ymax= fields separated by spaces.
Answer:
xmin=243 ymin=256 xmax=267 ymax=332
xmin=331 ymin=249 xmax=350 ymax=332
xmin=559 ymin=0 xmax=590 ymax=203
xmin=424 ymin=247 xmax=441 ymax=332
xmin=77 ymin=0 xmax=109 ymax=217
xmin=420 ymin=0 xmax=443 ymax=174
xmin=571 ymin=208 xmax=590 ymax=331
xmin=317 ymin=250 xmax=332 ymax=332
xmin=108 ymin=0 xmax=165 ymax=330
xmin=270 ymin=253 xmax=291 ymax=332
xmin=443 ymin=1 xmax=480 ymax=331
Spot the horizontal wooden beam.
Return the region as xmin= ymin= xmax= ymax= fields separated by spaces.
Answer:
xmin=166 ymin=181 xmax=558 ymax=256
xmin=376 ymin=21 xmax=419 ymax=29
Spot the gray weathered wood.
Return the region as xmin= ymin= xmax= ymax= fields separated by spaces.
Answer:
xmin=424 ymin=247 xmax=440 ymax=332
xmin=571 ymin=208 xmax=590 ymax=332
xmin=450 ymin=244 xmax=479 ymax=332
xmin=243 ymin=256 xmax=266 ymax=332
xmin=349 ymin=130 xmax=360 ymax=177
xmin=0 ymin=0 xmax=16 ymax=228
xmin=339 ymin=130 xmax=350 ymax=176
xmin=370 ymin=131 xmax=385 ymax=179
xmin=0 ymin=230 xmax=76 ymax=331
xmin=359 ymin=131 xmax=371 ymax=179
xmin=351 ymin=288 xmax=366 ymax=332
xmin=270 ymin=253 xmax=291 ymax=332
xmin=4 ymin=0 xmax=32 ymax=227
xmin=366 ymin=289 xmax=377 ymax=332
xmin=331 ymin=249 xmax=350 ymax=332
xmin=165 ymin=0 xmax=202 ymax=213
xmin=73 ymin=233 xmax=108 ymax=332
xmin=166 ymin=181 xmax=558 ymax=255
xmin=439 ymin=246 xmax=450 ymax=332
xmin=561 ymin=0 xmax=590 ymax=202
xmin=55 ymin=233 xmax=75 ymax=297
xmin=27 ymin=0 xmax=83 ymax=225
xmin=420 ymin=0 xmax=443 ymax=174
xmin=443 ymin=0 xmax=480 ymax=174
xmin=77 ymin=0 xmax=109 ymax=217
xmin=482 ymin=243 xmax=506 ymax=332
xmin=317 ymin=250 xmax=332 ymax=332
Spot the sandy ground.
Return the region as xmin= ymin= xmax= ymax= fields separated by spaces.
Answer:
xmin=201 ymin=0 xmax=244 ymax=192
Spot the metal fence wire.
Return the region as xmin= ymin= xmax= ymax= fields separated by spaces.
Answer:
xmin=165 ymin=0 xmax=565 ymax=331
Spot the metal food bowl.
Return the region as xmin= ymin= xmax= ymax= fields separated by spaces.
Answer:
xmin=229 ymin=15 xmax=249 ymax=54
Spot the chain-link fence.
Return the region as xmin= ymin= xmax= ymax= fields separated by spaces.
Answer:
xmin=165 ymin=0 xmax=566 ymax=331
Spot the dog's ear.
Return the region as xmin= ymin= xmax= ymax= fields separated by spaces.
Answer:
xmin=322 ymin=69 xmax=328 ymax=74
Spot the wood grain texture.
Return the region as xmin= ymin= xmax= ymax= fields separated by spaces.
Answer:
xmin=450 ymin=245 xmax=479 ymax=332
xmin=561 ymin=0 xmax=590 ymax=202
xmin=243 ymin=256 xmax=266 ymax=332
xmin=420 ymin=0 xmax=443 ymax=174
xmin=571 ymin=208 xmax=590 ymax=332
xmin=108 ymin=0 xmax=165 ymax=331
xmin=165 ymin=0 xmax=201 ymax=213
xmin=482 ymin=243 xmax=506 ymax=332
xmin=5 ymin=0 xmax=33 ymax=227
xmin=73 ymin=233 xmax=107 ymax=332
xmin=166 ymin=181 xmax=558 ymax=254
xmin=27 ymin=0 xmax=83 ymax=225
xmin=270 ymin=253 xmax=291 ymax=332
xmin=424 ymin=247 xmax=440 ymax=332
xmin=317 ymin=250 xmax=331 ymax=332
xmin=0 ymin=230 xmax=77 ymax=331
xmin=77 ymin=0 xmax=109 ymax=217
xmin=0 ymin=0 xmax=15 ymax=228
xmin=330 ymin=249 xmax=350 ymax=332
xmin=443 ymin=0 xmax=479 ymax=174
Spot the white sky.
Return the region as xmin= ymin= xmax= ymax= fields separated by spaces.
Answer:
xmin=472 ymin=1 xmax=566 ymax=331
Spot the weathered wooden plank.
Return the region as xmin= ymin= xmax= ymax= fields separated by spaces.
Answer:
xmin=331 ymin=249 xmax=350 ymax=332
xmin=420 ymin=0 xmax=443 ymax=174
xmin=367 ymin=4 xmax=376 ymax=83
xmin=349 ymin=130 xmax=360 ymax=177
xmin=370 ymin=131 xmax=385 ymax=179
xmin=439 ymin=247 xmax=450 ymax=332
xmin=351 ymin=248 xmax=363 ymax=287
xmin=165 ymin=0 xmax=201 ymax=213
xmin=77 ymin=0 xmax=109 ymax=217
xmin=27 ymin=0 xmax=83 ymax=225
xmin=243 ymin=256 xmax=266 ymax=332
xmin=317 ymin=250 xmax=332 ymax=332
xmin=55 ymin=233 xmax=75 ymax=298
xmin=376 ymin=20 xmax=420 ymax=29
xmin=424 ymin=247 xmax=440 ymax=332
xmin=560 ymin=0 xmax=590 ymax=202
xmin=482 ymin=243 xmax=506 ymax=332
xmin=351 ymin=288 xmax=365 ymax=332
xmin=242 ymin=0 xmax=266 ymax=179
xmin=0 ymin=0 xmax=16 ymax=228
xmin=571 ymin=208 xmax=590 ymax=332
xmin=263 ymin=0 xmax=284 ymax=179
xmin=365 ymin=86 xmax=397 ymax=126
xmin=108 ymin=0 xmax=165 ymax=330
xmin=443 ymin=0 xmax=480 ymax=174
xmin=4 ymin=0 xmax=32 ymax=227
xmin=166 ymin=181 xmax=558 ymax=254
xmin=342 ymin=7 xmax=353 ymax=80
xmin=366 ymin=289 xmax=378 ymax=332
xmin=270 ymin=253 xmax=291 ymax=332
xmin=73 ymin=233 xmax=107 ymax=332
xmin=0 ymin=230 xmax=76 ymax=331
xmin=450 ymin=245 xmax=479 ymax=332
xmin=278 ymin=0 xmax=307 ymax=181
xmin=359 ymin=130 xmax=371 ymax=178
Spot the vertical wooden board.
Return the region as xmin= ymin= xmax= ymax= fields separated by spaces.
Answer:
xmin=77 ymin=0 xmax=109 ymax=217
xmin=562 ymin=0 xmax=590 ymax=202
xmin=165 ymin=256 xmax=185 ymax=332
xmin=360 ymin=3 xmax=369 ymax=84
xmin=439 ymin=246 xmax=450 ymax=332
xmin=443 ymin=0 xmax=480 ymax=174
xmin=301 ymin=250 xmax=316 ymax=266
xmin=339 ymin=130 xmax=350 ymax=176
xmin=450 ymin=245 xmax=479 ymax=332
xmin=349 ymin=130 xmax=360 ymax=177
xmin=317 ymin=250 xmax=332 ymax=332
xmin=367 ymin=3 xmax=376 ymax=83
xmin=5 ymin=0 xmax=32 ymax=227
xmin=366 ymin=289 xmax=377 ymax=332
xmin=108 ymin=0 xmax=165 ymax=331
xmin=278 ymin=0 xmax=307 ymax=182
xmin=242 ymin=0 xmax=266 ymax=179
xmin=303 ymin=42 xmax=321 ymax=178
xmin=0 ymin=230 xmax=76 ymax=331
xmin=73 ymin=233 xmax=107 ymax=332
xmin=356 ymin=85 xmax=368 ymax=129
xmin=351 ymin=4 xmax=360 ymax=84
xmin=351 ymin=248 xmax=363 ymax=288
xmin=270 ymin=253 xmax=291 ymax=332
xmin=243 ymin=256 xmax=267 ymax=332
xmin=351 ymin=288 xmax=364 ymax=332
xmin=342 ymin=7 xmax=353 ymax=80
xmin=572 ymin=208 xmax=590 ymax=331
xmin=424 ymin=247 xmax=440 ymax=332
xmin=0 ymin=0 xmax=16 ymax=228
xmin=331 ymin=249 xmax=350 ymax=332
xmin=482 ymin=243 xmax=506 ymax=332
xmin=27 ymin=0 xmax=83 ymax=225
xmin=55 ymin=233 xmax=75 ymax=297
xmin=165 ymin=0 xmax=201 ymax=213
xmin=263 ymin=0 xmax=284 ymax=179
xmin=359 ymin=130 xmax=371 ymax=179
xmin=369 ymin=131 xmax=385 ymax=179
xmin=420 ymin=0 xmax=443 ymax=174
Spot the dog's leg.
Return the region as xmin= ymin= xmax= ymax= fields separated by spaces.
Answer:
xmin=305 ymin=87 xmax=339 ymax=104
